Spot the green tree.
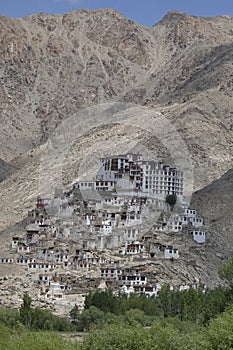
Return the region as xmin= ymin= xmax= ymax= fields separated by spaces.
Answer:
xmin=208 ymin=305 xmax=233 ymax=349
xmin=79 ymin=306 xmax=105 ymax=330
xmin=19 ymin=293 xmax=32 ymax=329
xmin=166 ymin=194 xmax=177 ymax=208
xmin=155 ymin=284 xmax=175 ymax=317
xmin=0 ymin=308 xmax=20 ymax=328
xmin=219 ymin=257 xmax=233 ymax=288
xmin=8 ymin=331 xmax=79 ymax=350
xmin=0 ymin=325 xmax=12 ymax=349
xmin=19 ymin=296 xmax=72 ymax=332
xmin=200 ymin=286 xmax=228 ymax=324
xmin=85 ymin=290 xmax=117 ymax=314
xmin=70 ymin=304 xmax=79 ymax=321
xmin=30 ymin=307 xmax=72 ymax=331
xmin=179 ymin=288 xmax=204 ymax=324
xmin=124 ymin=309 xmax=145 ymax=326
xmin=83 ymin=324 xmax=148 ymax=350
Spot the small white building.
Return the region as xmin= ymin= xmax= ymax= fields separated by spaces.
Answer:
xmin=38 ymin=247 xmax=68 ymax=262
xmin=120 ymin=241 xmax=144 ymax=255
xmin=154 ymin=222 xmax=168 ymax=232
xmin=102 ymin=195 xmax=126 ymax=207
xmin=182 ymin=208 xmax=204 ymax=228
xmin=134 ymin=284 xmax=158 ymax=297
xmin=119 ymin=271 xmax=147 ymax=287
xmin=38 ymin=273 xmax=51 ymax=286
xmin=82 ymin=214 xmax=96 ymax=226
xmin=184 ymin=209 xmax=197 ymax=218
xmin=100 ymin=267 xmax=121 ymax=279
xmin=190 ymin=229 xmax=206 ymax=243
xmin=179 ymin=285 xmax=190 ymax=292
xmin=82 ymin=252 xmax=106 ymax=266
xmin=124 ymin=228 xmax=139 ymax=242
xmin=179 ymin=283 xmax=200 ymax=292
xmin=11 ymin=237 xmax=25 ymax=250
xmin=91 ymin=223 xmax=112 ymax=235
xmin=167 ymin=215 xmax=183 ymax=232
xmin=120 ymin=285 xmax=135 ymax=295
xmin=120 ymin=212 xmax=142 ymax=227
xmin=45 ymin=282 xmax=63 ymax=300
xmin=17 ymin=243 xmax=31 ymax=254
xmin=190 ymin=216 xmax=204 ymax=228
xmin=164 ymin=245 xmax=179 ymax=259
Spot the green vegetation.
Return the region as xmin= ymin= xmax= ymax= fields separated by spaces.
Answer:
xmin=1 ymin=259 xmax=233 ymax=349
xmin=0 ymin=326 xmax=79 ymax=350
xmin=0 ymin=293 xmax=74 ymax=333
xmin=84 ymin=289 xmax=159 ymax=316
xmin=2 ymin=306 xmax=233 ymax=350
xmin=166 ymin=194 xmax=177 ymax=208
xmin=218 ymin=256 xmax=233 ymax=287
xmin=74 ymin=284 xmax=228 ymax=329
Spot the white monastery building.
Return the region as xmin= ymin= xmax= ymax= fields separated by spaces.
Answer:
xmin=95 ymin=153 xmax=183 ymax=198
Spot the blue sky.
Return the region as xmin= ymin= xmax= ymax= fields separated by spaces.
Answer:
xmin=0 ymin=0 xmax=232 ymax=26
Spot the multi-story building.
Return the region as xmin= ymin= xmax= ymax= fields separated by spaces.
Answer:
xmin=140 ymin=161 xmax=183 ymax=198
xmin=96 ymin=153 xmax=183 ymax=198
xmin=97 ymin=153 xmax=143 ymax=182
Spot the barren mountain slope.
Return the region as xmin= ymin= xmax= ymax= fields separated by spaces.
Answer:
xmin=190 ymin=169 xmax=233 ymax=279
xmin=0 ymin=158 xmax=16 ymax=182
xmin=191 ymin=168 xmax=233 ymax=245
xmin=128 ymin=11 xmax=233 ymax=187
xmin=0 ymin=9 xmax=158 ymax=161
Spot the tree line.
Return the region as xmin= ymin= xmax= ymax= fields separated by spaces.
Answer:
xmin=1 ymin=306 xmax=233 ymax=350
xmin=70 ymin=284 xmax=231 ymax=330
xmin=0 ymin=257 xmax=233 ymax=349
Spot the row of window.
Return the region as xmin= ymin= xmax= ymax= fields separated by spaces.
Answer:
xmin=146 ymin=184 xmax=183 ymax=189
xmin=28 ymin=264 xmax=56 ymax=268
xmin=80 ymin=181 xmax=114 ymax=187
xmin=145 ymin=169 xmax=182 ymax=176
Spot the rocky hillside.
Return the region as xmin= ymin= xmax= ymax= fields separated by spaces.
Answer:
xmin=187 ymin=168 xmax=233 ymax=284
xmin=192 ymin=168 xmax=233 ymax=250
xmin=0 ymin=159 xmax=16 ymax=182
xmin=0 ymin=9 xmax=232 ymax=230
